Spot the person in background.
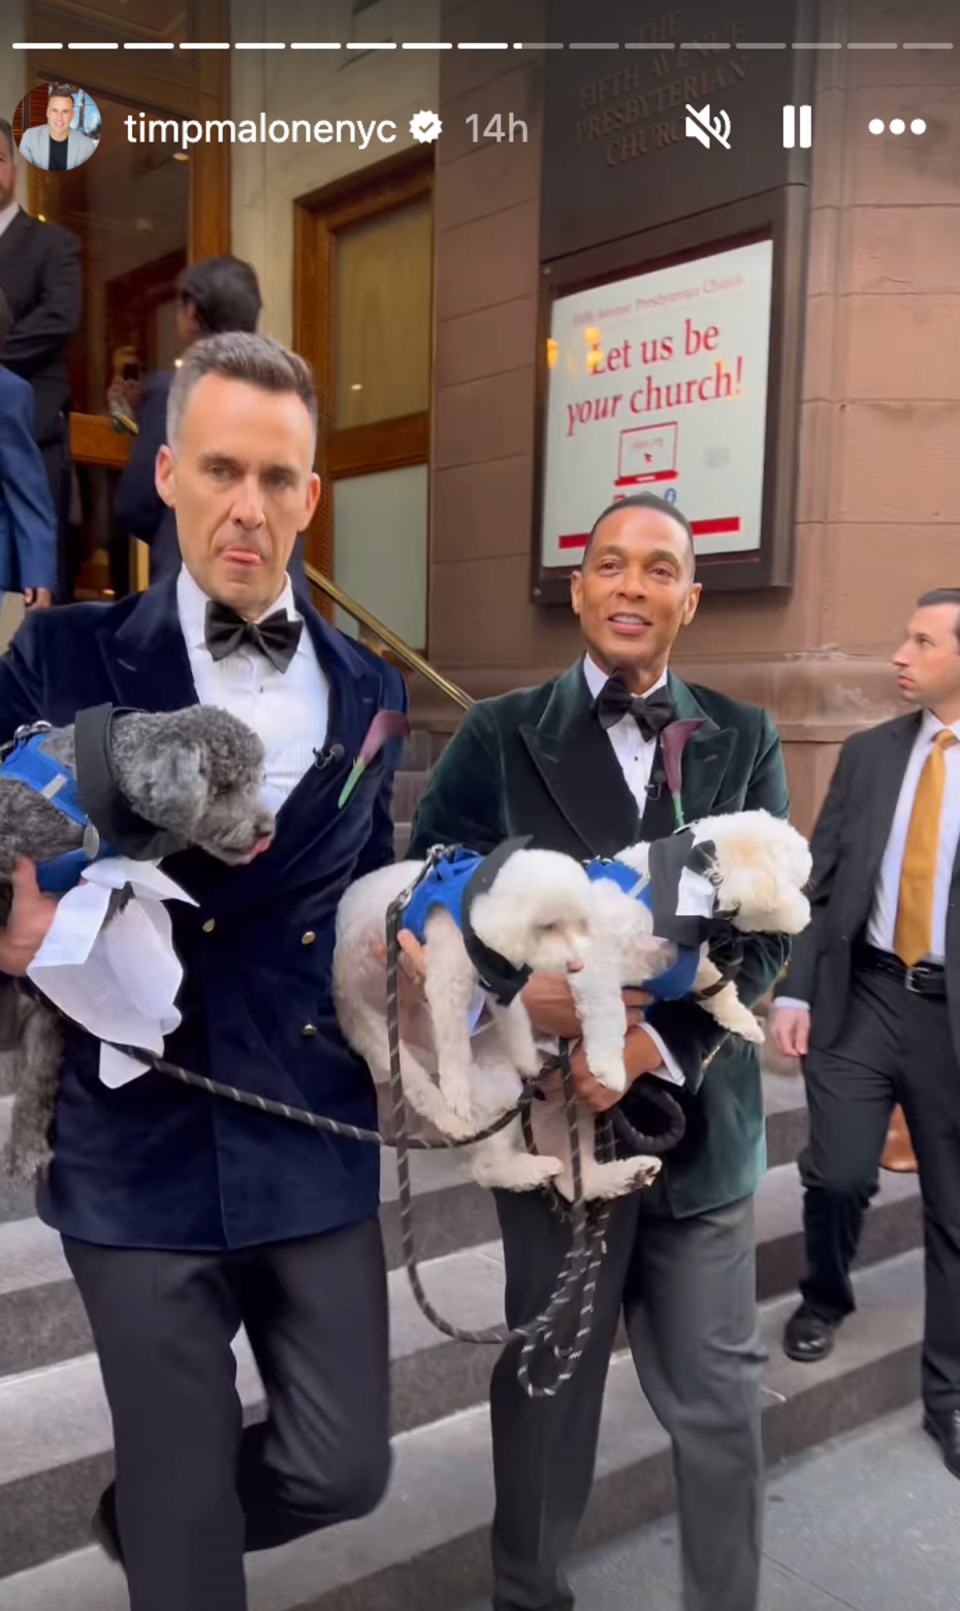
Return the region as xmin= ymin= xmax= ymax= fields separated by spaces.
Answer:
xmin=17 ymin=86 xmax=98 ymax=172
xmin=0 ymin=288 xmax=56 ymax=608
xmin=114 ymin=256 xmax=308 ymax=595
xmin=771 ymin=589 xmax=960 ymax=1482
xmin=0 ymin=117 xmax=81 ymax=603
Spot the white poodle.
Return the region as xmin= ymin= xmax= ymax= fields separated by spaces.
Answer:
xmin=570 ymin=810 xmax=813 ymax=1093
xmin=334 ymin=846 xmax=599 ymax=1190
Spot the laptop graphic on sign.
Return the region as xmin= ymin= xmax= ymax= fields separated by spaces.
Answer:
xmin=615 ymin=422 xmax=679 ymax=487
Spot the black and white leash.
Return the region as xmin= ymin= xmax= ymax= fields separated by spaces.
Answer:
xmin=108 ymin=846 xmax=686 ymax=1399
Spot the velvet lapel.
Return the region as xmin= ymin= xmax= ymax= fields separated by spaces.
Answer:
xmin=519 ymin=662 xmax=641 ymax=858
xmin=668 ymin=674 xmax=737 ymax=824
xmin=96 ymin=577 xmax=198 ymax=713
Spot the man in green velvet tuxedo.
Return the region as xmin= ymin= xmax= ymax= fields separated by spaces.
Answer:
xmin=407 ymin=491 xmax=790 ymax=1611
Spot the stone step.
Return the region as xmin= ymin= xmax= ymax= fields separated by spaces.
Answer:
xmin=0 ymin=1075 xmax=811 ymax=1379
xmin=398 ymin=729 xmax=434 ymax=772
xmin=390 ymin=771 xmax=431 ymax=826
xmin=0 ymin=1077 xmax=905 ymax=1389
xmin=0 ymin=1250 xmax=925 ymax=1611
xmin=0 ymin=1157 xmax=923 ymax=1579
xmin=0 ymin=1142 xmax=920 ymax=1387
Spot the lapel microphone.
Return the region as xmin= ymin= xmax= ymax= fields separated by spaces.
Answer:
xmin=313 ymin=742 xmax=345 ymax=771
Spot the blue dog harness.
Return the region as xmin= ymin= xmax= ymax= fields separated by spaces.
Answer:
xmin=401 ymin=843 xmax=708 ymax=1006
xmin=0 ymin=726 xmax=115 ymax=893
xmin=585 ymin=857 xmax=702 ymax=1000
xmin=0 ymin=705 xmax=189 ymax=896
xmin=402 ymin=847 xmax=480 ymax=946
xmin=402 ymin=843 xmax=534 ymax=1004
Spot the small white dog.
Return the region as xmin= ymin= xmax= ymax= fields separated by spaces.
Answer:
xmin=570 ymin=809 xmax=813 ymax=1093
xmin=333 ymin=842 xmax=661 ymax=1198
xmin=334 ymin=845 xmax=596 ymax=1189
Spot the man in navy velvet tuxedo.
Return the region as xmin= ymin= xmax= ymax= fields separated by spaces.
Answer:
xmin=0 ymin=333 xmax=406 ymax=1611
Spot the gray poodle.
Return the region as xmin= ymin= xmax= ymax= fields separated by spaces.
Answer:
xmin=0 ymin=705 xmax=273 ymax=1183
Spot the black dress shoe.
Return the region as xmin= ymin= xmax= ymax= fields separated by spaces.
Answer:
xmin=782 ymin=1303 xmax=840 ymax=1363
xmin=923 ymin=1409 xmax=960 ymax=1479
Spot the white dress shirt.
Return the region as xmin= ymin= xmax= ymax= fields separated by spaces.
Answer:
xmin=176 ymin=566 xmax=329 ymax=816
xmin=777 ymin=710 xmax=960 ymax=1012
xmin=0 ymin=200 xmax=20 ymax=241
xmin=582 ymin=654 xmax=668 ymax=801
xmin=581 ymin=656 xmax=683 ymax=1086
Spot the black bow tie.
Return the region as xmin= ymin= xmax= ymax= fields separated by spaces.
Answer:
xmin=593 ymin=676 xmax=676 ymax=743
xmin=204 ymin=600 xmax=303 ymax=674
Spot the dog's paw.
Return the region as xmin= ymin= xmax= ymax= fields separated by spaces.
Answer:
xmin=512 ymin=1055 xmax=542 ymax=1080
xmin=474 ymin=1153 xmax=562 ymax=1192
xmin=579 ymin=1156 xmax=661 ymax=1201
xmin=627 ymin=1156 xmax=662 ymax=1190
xmin=438 ymin=1078 xmax=476 ymax=1126
xmin=589 ymin=1060 xmax=629 ymax=1095
xmin=431 ymin=1109 xmax=480 ymax=1143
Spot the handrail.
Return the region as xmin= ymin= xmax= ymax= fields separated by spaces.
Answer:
xmin=303 ymin=562 xmax=473 ymax=712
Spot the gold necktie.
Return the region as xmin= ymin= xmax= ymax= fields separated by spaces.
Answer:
xmin=893 ymin=729 xmax=958 ymax=966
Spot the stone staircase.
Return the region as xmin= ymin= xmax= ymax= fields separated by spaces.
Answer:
xmin=392 ymin=726 xmax=444 ymax=857
xmin=0 ymin=1067 xmax=927 ymax=1611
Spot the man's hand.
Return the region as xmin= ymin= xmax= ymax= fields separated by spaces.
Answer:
xmin=23 ymin=588 xmax=52 ymax=611
xmin=770 ymin=1004 xmax=810 ymax=1059
xmin=542 ymin=1024 xmax=665 ymax=1113
xmin=0 ymin=859 xmax=58 ymax=976
xmin=521 ymin=973 xmax=651 ymax=1041
xmin=371 ymin=929 xmax=435 ymax=1049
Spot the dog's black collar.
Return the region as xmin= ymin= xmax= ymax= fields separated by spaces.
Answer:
xmin=460 ymin=837 xmax=533 ymax=1006
xmin=74 ymin=704 xmax=187 ymax=863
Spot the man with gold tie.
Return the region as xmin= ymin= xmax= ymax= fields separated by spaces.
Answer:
xmin=771 ymin=588 xmax=960 ymax=1479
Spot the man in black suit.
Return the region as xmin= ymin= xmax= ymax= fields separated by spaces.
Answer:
xmin=0 ymin=118 xmax=81 ymax=602
xmin=408 ymin=492 xmax=791 ymax=1611
xmin=115 ymin=254 xmax=308 ymax=594
xmin=0 ymin=332 xmax=406 ymax=1610
xmin=772 ymin=588 xmax=960 ymax=1480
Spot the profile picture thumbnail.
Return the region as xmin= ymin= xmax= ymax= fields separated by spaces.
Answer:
xmin=13 ymin=83 xmax=101 ymax=172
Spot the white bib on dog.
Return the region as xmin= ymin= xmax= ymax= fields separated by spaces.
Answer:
xmin=27 ymin=860 xmax=197 ymax=1088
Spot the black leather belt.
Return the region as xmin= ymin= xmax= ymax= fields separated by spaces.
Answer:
xmin=857 ymin=945 xmax=947 ymax=998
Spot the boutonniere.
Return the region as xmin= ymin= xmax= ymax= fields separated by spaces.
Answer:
xmin=659 ymin=719 xmax=706 ymax=829
xmin=338 ymin=709 xmax=411 ymax=808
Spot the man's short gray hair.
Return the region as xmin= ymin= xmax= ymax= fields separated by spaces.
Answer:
xmin=166 ymin=331 xmax=318 ymax=450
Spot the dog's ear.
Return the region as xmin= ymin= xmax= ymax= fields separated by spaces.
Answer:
xmin=124 ymin=740 xmax=208 ymax=824
xmin=164 ymin=741 xmax=207 ymax=808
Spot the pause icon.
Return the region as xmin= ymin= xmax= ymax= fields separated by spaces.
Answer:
xmin=783 ymin=104 xmax=812 ymax=148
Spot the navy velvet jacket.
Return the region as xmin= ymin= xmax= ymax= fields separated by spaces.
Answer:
xmin=0 ymin=579 xmax=406 ymax=1250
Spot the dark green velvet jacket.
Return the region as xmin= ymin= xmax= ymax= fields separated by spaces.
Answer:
xmin=408 ymin=661 xmax=790 ymax=1218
